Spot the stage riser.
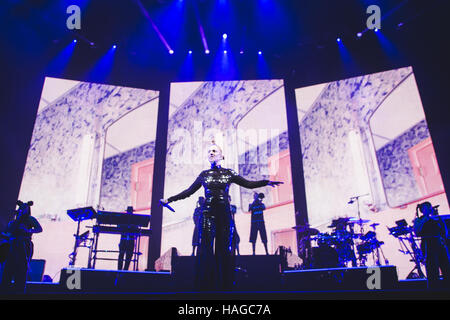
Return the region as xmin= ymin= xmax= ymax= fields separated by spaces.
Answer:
xmin=56 ymin=264 xmax=399 ymax=293
xmin=171 ymin=255 xmax=282 ymax=291
xmin=282 ymin=266 xmax=398 ymax=291
xmin=59 ymin=269 xmax=173 ymax=293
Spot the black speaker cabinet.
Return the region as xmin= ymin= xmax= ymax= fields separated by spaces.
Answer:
xmin=282 ymin=265 xmax=399 ymax=291
xmin=171 ymin=254 xmax=282 ymax=291
xmin=27 ymin=259 xmax=46 ymax=282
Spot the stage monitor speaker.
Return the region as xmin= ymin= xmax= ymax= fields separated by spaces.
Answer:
xmin=171 ymin=254 xmax=282 ymax=291
xmin=171 ymin=255 xmax=196 ymax=291
xmin=58 ymin=268 xmax=172 ymax=292
xmin=282 ymin=265 xmax=399 ymax=291
xmin=234 ymin=255 xmax=282 ymax=291
xmin=27 ymin=259 xmax=46 ymax=282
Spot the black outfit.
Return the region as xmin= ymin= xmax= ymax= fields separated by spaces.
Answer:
xmin=249 ymin=200 xmax=267 ymax=244
xmin=118 ymin=225 xmax=136 ymax=271
xmin=1 ymin=215 xmax=41 ymax=293
xmin=230 ymin=204 xmax=240 ymax=255
xmin=192 ymin=206 xmax=202 ymax=248
xmin=167 ymin=165 xmax=268 ymax=290
xmin=415 ymin=216 xmax=450 ymax=288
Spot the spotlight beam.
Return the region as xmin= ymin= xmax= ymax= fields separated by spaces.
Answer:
xmin=193 ymin=3 xmax=209 ymax=55
xmin=198 ymin=24 xmax=209 ymax=54
xmin=135 ymin=0 xmax=173 ymax=53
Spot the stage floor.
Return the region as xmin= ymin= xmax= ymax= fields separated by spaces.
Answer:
xmin=5 ymin=281 xmax=450 ymax=300
xmin=3 ymin=266 xmax=448 ymax=300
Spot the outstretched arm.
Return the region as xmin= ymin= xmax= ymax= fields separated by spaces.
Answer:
xmin=162 ymin=175 xmax=202 ymax=204
xmin=231 ymin=171 xmax=283 ymax=189
xmin=232 ymin=174 xmax=269 ymax=189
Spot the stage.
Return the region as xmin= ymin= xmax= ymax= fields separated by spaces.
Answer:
xmin=6 ymin=255 xmax=450 ymax=300
xmin=1 ymin=1 xmax=450 ymax=305
xmin=15 ymin=276 xmax=450 ymax=301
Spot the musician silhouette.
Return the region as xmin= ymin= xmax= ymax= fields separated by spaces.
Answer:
xmin=1 ymin=201 xmax=42 ymax=293
xmin=414 ymin=202 xmax=450 ymax=289
xmin=192 ymin=197 xmax=205 ymax=256
xmin=249 ymin=193 xmax=269 ymax=255
xmin=229 ymin=196 xmax=240 ymax=256
xmin=117 ymin=206 xmax=136 ymax=271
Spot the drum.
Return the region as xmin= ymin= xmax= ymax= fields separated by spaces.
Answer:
xmin=356 ymin=242 xmax=373 ymax=255
xmin=315 ymin=233 xmax=338 ymax=247
xmin=360 ymin=231 xmax=376 ymax=241
xmin=357 ymin=239 xmax=383 ymax=255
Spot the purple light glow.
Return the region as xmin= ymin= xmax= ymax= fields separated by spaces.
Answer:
xmin=136 ymin=0 xmax=173 ymax=53
xmin=198 ymin=24 xmax=209 ymax=56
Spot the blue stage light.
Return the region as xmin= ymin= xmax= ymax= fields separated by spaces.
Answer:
xmin=374 ymin=28 xmax=379 ymax=33
xmin=223 ymin=33 xmax=227 ymax=40
xmin=357 ymin=32 xmax=362 ymax=38
xmin=112 ymin=45 xmax=117 ymax=49
xmin=205 ymin=49 xmax=210 ymax=54
xmin=169 ymin=49 xmax=174 ymax=54
xmin=224 ymin=50 xmax=227 ymax=54
xmin=73 ymin=39 xmax=77 ymax=43
xmin=258 ymin=51 xmax=262 ymax=55
xmin=337 ymin=37 xmax=341 ymax=43
xmin=240 ymin=50 xmax=244 ymax=54
xmin=188 ymin=50 xmax=192 ymax=54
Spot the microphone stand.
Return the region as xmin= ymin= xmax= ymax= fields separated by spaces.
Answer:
xmin=348 ymin=194 xmax=369 ymax=266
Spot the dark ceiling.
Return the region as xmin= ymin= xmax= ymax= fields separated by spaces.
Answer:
xmin=1 ymin=0 xmax=447 ymax=84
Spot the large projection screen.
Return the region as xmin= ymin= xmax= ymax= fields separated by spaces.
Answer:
xmin=162 ymin=80 xmax=296 ymax=257
xmin=295 ymin=66 xmax=449 ymax=279
xmin=17 ymin=77 xmax=159 ymax=278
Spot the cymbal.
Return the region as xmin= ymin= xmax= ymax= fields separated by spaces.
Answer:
xmin=348 ymin=218 xmax=370 ymax=224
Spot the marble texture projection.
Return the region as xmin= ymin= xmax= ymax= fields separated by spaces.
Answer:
xmin=296 ymin=66 xmax=433 ymax=227
xmin=20 ymin=81 xmax=159 ymax=219
xmin=164 ymin=80 xmax=287 ymax=225
xmin=18 ymin=80 xmax=159 ymax=276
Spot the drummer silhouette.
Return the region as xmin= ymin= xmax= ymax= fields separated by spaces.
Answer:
xmin=330 ymin=218 xmax=357 ymax=267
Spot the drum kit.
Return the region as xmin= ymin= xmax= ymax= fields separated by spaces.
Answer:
xmin=295 ymin=216 xmax=388 ymax=269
